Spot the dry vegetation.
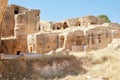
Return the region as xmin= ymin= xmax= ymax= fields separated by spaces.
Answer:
xmin=0 ymin=54 xmax=86 ymax=80
xmin=60 ymin=48 xmax=120 ymax=80
xmin=0 ymin=47 xmax=120 ymax=80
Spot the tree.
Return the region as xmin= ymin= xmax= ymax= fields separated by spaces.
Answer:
xmin=98 ymin=14 xmax=111 ymax=23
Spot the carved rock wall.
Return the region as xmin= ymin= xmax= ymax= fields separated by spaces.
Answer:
xmin=86 ymin=27 xmax=112 ymax=51
xmin=1 ymin=4 xmax=28 ymax=37
xmin=102 ymin=23 xmax=120 ymax=39
xmin=14 ymin=9 xmax=40 ymax=38
xmin=1 ymin=3 xmax=120 ymax=54
xmin=1 ymin=5 xmax=40 ymax=54
xmin=37 ymin=15 xmax=106 ymax=32
xmin=1 ymin=37 xmax=28 ymax=54
xmin=27 ymin=26 xmax=115 ymax=54
xmin=52 ymin=22 xmax=63 ymax=30
xmin=113 ymin=30 xmax=120 ymax=39
xmin=63 ymin=18 xmax=80 ymax=27
xmin=63 ymin=15 xmax=105 ymax=28
xmin=27 ymin=32 xmax=59 ymax=54
xmin=59 ymin=29 xmax=84 ymax=51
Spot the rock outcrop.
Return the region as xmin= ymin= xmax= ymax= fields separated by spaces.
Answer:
xmin=1 ymin=4 xmax=40 ymax=54
xmin=0 ymin=0 xmax=8 ymax=52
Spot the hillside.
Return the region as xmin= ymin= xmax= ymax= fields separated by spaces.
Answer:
xmin=61 ymin=45 xmax=120 ymax=80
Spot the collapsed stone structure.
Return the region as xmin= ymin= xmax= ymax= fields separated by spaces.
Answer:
xmin=28 ymin=20 xmax=120 ymax=53
xmin=28 ymin=26 xmax=114 ymax=53
xmin=63 ymin=15 xmax=105 ymax=27
xmin=1 ymin=4 xmax=120 ymax=54
xmin=40 ymin=15 xmax=105 ymax=31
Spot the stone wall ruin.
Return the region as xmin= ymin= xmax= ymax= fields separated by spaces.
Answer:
xmin=27 ymin=32 xmax=59 ymax=53
xmin=1 ymin=4 xmax=120 ymax=54
xmin=1 ymin=4 xmax=40 ymax=54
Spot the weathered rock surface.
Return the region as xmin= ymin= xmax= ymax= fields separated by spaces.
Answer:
xmin=1 ymin=4 xmax=120 ymax=54
xmin=27 ymin=32 xmax=60 ymax=54
xmin=1 ymin=4 xmax=40 ymax=54
xmin=0 ymin=0 xmax=8 ymax=52
xmin=40 ymin=21 xmax=53 ymax=31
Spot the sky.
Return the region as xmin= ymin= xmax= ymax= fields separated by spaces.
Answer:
xmin=9 ymin=0 xmax=120 ymax=23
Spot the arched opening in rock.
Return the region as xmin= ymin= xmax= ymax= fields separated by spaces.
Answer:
xmin=30 ymin=46 xmax=33 ymax=53
xmin=91 ymin=34 xmax=95 ymax=44
xmin=98 ymin=37 xmax=101 ymax=43
xmin=48 ymin=46 xmax=50 ymax=48
xmin=75 ymin=22 xmax=81 ymax=26
xmin=57 ymin=27 xmax=60 ymax=30
xmin=98 ymin=34 xmax=101 ymax=43
xmin=39 ymin=26 xmax=41 ymax=31
xmin=53 ymin=27 xmax=55 ymax=30
xmin=14 ymin=7 xmax=19 ymax=14
xmin=63 ymin=22 xmax=68 ymax=29
xmin=60 ymin=35 xmax=65 ymax=48
xmin=16 ymin=51 xmax=21 ymax=55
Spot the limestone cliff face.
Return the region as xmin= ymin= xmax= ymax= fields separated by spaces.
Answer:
xmin=0 ymin=0 xmax=8 ymax=51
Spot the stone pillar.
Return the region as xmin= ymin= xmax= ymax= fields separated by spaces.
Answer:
xmin=0 ymin=0 xmax=8 ymax=52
